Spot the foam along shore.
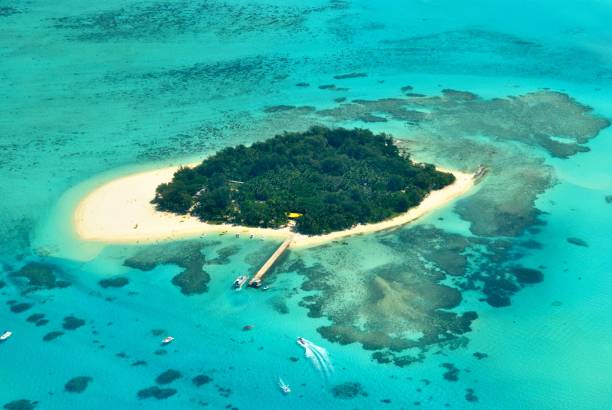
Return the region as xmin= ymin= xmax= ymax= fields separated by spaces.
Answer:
xmin=73 ymin=164 xmax=478 ymax=248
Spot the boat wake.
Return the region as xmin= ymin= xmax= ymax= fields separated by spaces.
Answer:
xmin=297 ymin=337 xmax=333 ymax=377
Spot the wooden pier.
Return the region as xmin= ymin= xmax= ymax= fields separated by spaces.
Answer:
xmin=249 ymin=236 xmax=293 ymax=287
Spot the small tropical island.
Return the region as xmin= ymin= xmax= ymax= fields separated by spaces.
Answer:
xmin=152 ymin=127 xmax=456 ymax=235
xmin=72 ymin=127 xmax=477 ymax=247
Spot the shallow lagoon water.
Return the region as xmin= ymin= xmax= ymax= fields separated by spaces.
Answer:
xmin=1 ymin=0 xmax=612 ymax=409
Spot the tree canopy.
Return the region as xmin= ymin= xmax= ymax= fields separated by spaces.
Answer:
xmin=152 ymin=126 xmax=455 ymax=235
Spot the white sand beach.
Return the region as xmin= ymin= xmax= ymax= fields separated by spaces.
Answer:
xmin=73 ymin=164 xmax=477 ymax=248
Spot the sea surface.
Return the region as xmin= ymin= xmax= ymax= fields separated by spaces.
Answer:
xmin=1 ymin=1 xmax=611 ymax=409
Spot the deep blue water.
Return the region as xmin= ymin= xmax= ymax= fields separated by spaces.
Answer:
xmin=1 ymin=1 xmax=611 ymax=409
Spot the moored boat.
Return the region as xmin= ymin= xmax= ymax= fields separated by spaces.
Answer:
xmin=278 ymin=377 xmax=291 ymax=394
xmin=233 ymin=275 xmax=249 ymax=290
xmin=0 ymin=331 xmax=12 ymax=341
xmin=161 ymin=336 xmax=174 ymax=344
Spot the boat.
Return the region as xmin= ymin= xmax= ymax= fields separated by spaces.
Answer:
xmin=161 ymin=336 xmax=174 ymax=344
xmin=248 ymin=278 xmax=261 ymax=288
xmin=1 ymin=331 xmax=12 ymax=341
xmin=233 ymin=275 xmax=249 ymax=290
xmin=278 ymin=377 xmax=291 ymax=394
xmin=296 ymin=336 xmax=308 ymax=348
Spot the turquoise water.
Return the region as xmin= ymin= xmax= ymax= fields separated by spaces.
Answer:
xmin=1 ymin=1 xmax=611 ymax=409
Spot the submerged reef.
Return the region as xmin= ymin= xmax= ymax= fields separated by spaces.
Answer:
xmin=192 ymin=374 xmax=212 ymax=387
xmin=265 ymin=89 xmax=607 ymax=237
xmin=64 ymin=376 xmax=93 ymax=393
xmin=2 ymin=400 xmax=38 ymax=410
xmin=62 ymin=315 xmax=86 ymax=330
xmin=52 ymin=0 xmax=336 ymax=41
xmin=42 ymin=331 xmax=64 ymax=342
xmin=567 ymin=237 xmax=588 ymax=247
xmin=260 ymin=87 xmax=608 ymax=365
xmin=10 ymin=262 xmax=70 ymax=293
xmin=331 ymin=382 xmax=368 ymax=399
xmin=155 ymin=369 xmax=182 ymax=385
xmin=98 ymin=276 xmax=129 ymax=288
xmin=137 ymin=386 xmax=177 ymax=400
xmin=124 ymin=241 xmax=209 ymax=294
xmin=283 ymin=225 xmax=545 ymax=363
xmin=9 ymin=302 xmax=32 ymax=314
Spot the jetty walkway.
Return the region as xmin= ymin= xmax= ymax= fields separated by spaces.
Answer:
xmin=249 ymin=236 xmax=293 ymax=287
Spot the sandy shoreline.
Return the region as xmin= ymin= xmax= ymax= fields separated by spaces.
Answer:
xmin=73 ymin=165 xmax=477 ymax=248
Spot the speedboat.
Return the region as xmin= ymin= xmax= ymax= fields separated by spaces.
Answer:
xmin=296 ymin=336 xmax=308 ymax=348
xmin=0 ymin=331 xmax=12 ymax=341
xmin=278 ymin=378 xmax=291 ymax=394
xmin=233 ymin=275 xmax=249 ymax=290
xmin=161 ymin=336 xmax=174 ymax=345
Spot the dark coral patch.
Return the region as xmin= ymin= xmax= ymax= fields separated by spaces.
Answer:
xmin=98 ymin=277 xmax=129 ymax=288
xmin=10 ymin=302 xmax=32 ymax=313
xmin=124 ymin=242 xmax=209 ymax=295
xmin=2 ymin=399 xmax=38 ymax=410
xmin=473 ymin=352 xmax=488 ymax=360
xmin=441 ymin=363 xmax=459 ymax=381
xmin=465 ymin=388 xmax=479 ymax=402
xmin=510 ymin=267 xmax=543 ymax=284
xmin=485 ymin=294 xmax=511 ymax=308
xmin=26 ymin=313 xmax=45 ymax=323
xmin=192 ymin=374 xmax=212 ymax=387
xmin=137 ymin=386 xmax=176 ymax=400
xmin=42 ymin=331 xmax=64 ymax=342
xmin=0 ymin=7 xmax=21 ymax=17
xmin=65 ymin=376 xmax=92 ymax=393
xmin=269 ymin=297 xmax=289 ymax=314
xmin=567 ymin=237 xmax=588 ymax=247
xmin=155 ymin=369 xmax=182 ymax=385
xmin=331 ymin=382 xmax=367 ymax=399
xmin=11 ymin=262 xmax=70 ymax=292
xmin=208 ymin=245 xmax=240 ymax=264
xmin=263 ymin=105 xmax=296 ymax=113
xmin=333 ymin=72 xmax=367 ymax=79
xmin=62 ymin=316 xmax=85 ymax=330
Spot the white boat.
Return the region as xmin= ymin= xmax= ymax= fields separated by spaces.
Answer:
xmin=296 ymin=336 xmax=308 ymax=348
xmin=232 ymin=275 xmax=249 ymax=290
xmin=161 ymin=336 xmax=174 ymax=344
xmin=278 ymin=377 xmax=291 ymax=394
xmin=0 ymin=331 xmax=12 ymax=341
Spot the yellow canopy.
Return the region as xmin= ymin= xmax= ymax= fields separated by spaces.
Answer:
xmin=287 ymin=212 xmax=303 ymax=218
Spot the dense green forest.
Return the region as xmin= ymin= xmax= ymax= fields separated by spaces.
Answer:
xmin=152 ymin=127 xmax=455 ymax=235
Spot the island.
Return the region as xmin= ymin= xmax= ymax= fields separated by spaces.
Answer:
xmin=73 ymin=127 xmax=477 ymax=247
xmin=153 ymin=127 xmax=455 ymax=235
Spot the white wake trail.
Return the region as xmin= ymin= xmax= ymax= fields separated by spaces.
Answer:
xmin=303 ymin=344 xmax=322 ymax=371
xmin=303 ymin=340 xmax=334 ymax=376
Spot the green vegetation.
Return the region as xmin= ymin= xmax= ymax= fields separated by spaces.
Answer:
xmin=152 ymin=127 xmax=455 ymax=235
